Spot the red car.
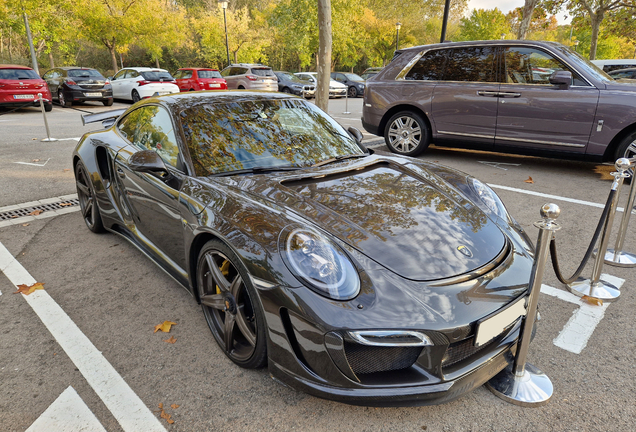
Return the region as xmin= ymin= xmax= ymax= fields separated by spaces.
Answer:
xmin=0 ymin=64 xmax=52 ymax=111
xmin=173 ymin=68 xmax=227 ymax=92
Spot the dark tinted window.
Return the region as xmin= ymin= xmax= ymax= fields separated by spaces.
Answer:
xmin=0 ymin=68 xmax=40 ymax=80
xmin=504 ymin=47 xmax=588 ymax=86
xmin=198 ymin=70 xmax=221 ymax=78
xmin=140 ymin=71 xmax=174 ymax=81
xmin=405 ymin=49 xmax=448 ymax=81
xmin=251 ymin=68 xmax=275 ymax=77
xmin=68 ymin=69 xmax=104 ymax=78
xmin=181 ymin=70 xmax=193 ymax=79
xmin=444 ymin=47 xmax=496 ymax=82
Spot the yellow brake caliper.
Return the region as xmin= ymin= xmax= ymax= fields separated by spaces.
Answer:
xmin=216 ymin=260 xmax=230 ymax=294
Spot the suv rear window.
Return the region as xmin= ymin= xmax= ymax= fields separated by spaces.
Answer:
xmin=0 ymin=69 xmax=40 ymax=80
xmin=406 ymin=49 xmax=448 ymax=81
xmin=140 ymin=71 xmax=174 ymax=81
xmin=444 ymin=47 xmax=496 ymax=82
xmin=251 ymin=68 xmax=275 ymax=77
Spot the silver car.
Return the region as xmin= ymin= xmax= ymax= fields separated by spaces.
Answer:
xmin=220 ymin=64 xmax=278 ymax=91
xmin=295 ymin=72 xmax=347 ymax=98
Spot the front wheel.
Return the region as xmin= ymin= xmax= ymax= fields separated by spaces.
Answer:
xmin=102 ymin=99 xmax=113 ymax=106
xmin=615 ymin=131 xmax=636 ymax=161
xmin=131 ymin=90 xmax=141 ymax=103
xmin=347 ymin=86 xmax=357 ymax=98
xmin=282 ymin=87 xmax=291 ymax=94
xmin=74 ymin=162 xmax=105 ymax=233
xmin=197 ymin=240 xmax=267 ymax=369
xmin=384 ymin=111 xmax=430 ymax=156
xmin=44 ymin=102 xmax=53 ymax=112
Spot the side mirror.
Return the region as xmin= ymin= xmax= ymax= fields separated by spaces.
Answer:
xmin=347 ymin=126 xmax=368 ymax=152
xmin=549 ymin=70 xmax=572 ymax=90
xmin=129 ymin=150 xmax=168 ymax=176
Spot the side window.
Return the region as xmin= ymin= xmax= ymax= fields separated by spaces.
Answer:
xmin=173 ymin=70 xmax=182 ymax=79
xmin=444 ymin=47 xmax=496 ymax=82
xmin=113 ymin=69 xmax=127 ymax=80
xmin=405 ymin=49 xmax=449 ymax=81
xmin=182 ymin=70 xmax=193 ymax=79
xmin=127 ymin=70 xmax=140 ymax=79
xmin=130 ymin=106 xmax=180 ymax=168
xmin=504 ymin=47 xmax=588 ymax=86
xmin=220 ymin=68 xmax=231 ymax=77
xmin=234 ymin=67 xmax=248 ymax=75
xmin=43 ymin=71 xmax=53 ymax=79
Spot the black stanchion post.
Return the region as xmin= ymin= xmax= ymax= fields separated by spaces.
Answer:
xmin=567 ymin=158 xmax=631 ymax=301
xmin=604 ymin=157 xmax=636 ymax=267
xmin=486 ymin=203 xmax=560 ymax=407
xmin=38 ymin=93 xmax=57 ymax=142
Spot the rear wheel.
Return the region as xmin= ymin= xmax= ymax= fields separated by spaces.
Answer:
xmin=75 ymin=162 xmax=105 ymax=233
xmin=384 ymin=111 xmax=430 ymax=156
xmin=58 ymin=90 xmax=71 ymax=107
xmin=102 ymin=99 xmax=113 ymax=106
xmin=197 ymin=240 xmax=267 ymax=369
xmin=131 ymin=90 xmax=141 ymax=103
xmin=238 ymin=85 xmax=245 ymax=89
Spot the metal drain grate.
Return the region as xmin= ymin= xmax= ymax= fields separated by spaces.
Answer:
xmin=0 ymin=199 xmax=80 ymax=221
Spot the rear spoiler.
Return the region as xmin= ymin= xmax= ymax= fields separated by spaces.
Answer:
xmin=81 ymin=108 xmax=127 ymax=126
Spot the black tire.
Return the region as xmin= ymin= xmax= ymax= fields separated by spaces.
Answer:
xmin=58 ymin=90 xmax=72 ymax=107
xmin=102 ymin=99 xmax=114 ymax=106
xmin=347 ymin=86 xmax=357 ymax=98
xmin=74 ymin=162 xmax=105 ymax=233
xmin=131 ymin=90 xmax=141 ymax=103
xmin=282 ymin=87 xmax=291 ymax=94
xmin=238 ymin=85 xmax=245 ymax=89
xmin=44 ymin=102 xmax=53 ymax=112
xmin=197 ymin=240 xmax=267 ymax=369
xmin=614 ymin=131 xmax=636 ymax=161
xmin=384 ymin=111 xmax=430 ymax=157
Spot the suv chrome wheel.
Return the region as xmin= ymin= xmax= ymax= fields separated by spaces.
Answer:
xmin=385 ymin=111 xmax=430 ymax=156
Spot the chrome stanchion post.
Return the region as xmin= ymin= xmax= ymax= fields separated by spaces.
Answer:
xmin=38 ymin=93 xmax=57 ymax=142
xmin=604 ymin=157 xmax=636 ymax=267
xmin=567 ymin=158 xmax=630 ymax=301
xmin=486 ymin=203 xmax=560 ymax=407
xmin=343 ymin=88 xmax=350 ymax=115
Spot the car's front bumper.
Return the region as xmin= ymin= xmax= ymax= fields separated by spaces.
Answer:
xmin=329 ymin=88 xmax=347 ymax=98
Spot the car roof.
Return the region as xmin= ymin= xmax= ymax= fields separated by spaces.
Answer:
xmin=0 ymin=64 xmax=34 ymax=70
xmin=394 ymin=39 xmax=564 ymax=55
xmin=178 ymin=67 xmax=219 ymax=71
xmin=143 ymin=91 xmax=299 ymax=112
xmin=122 ymin=67 xmax=169 ymax=72
xmin=57 ymin=66 xmax=98 ymax=71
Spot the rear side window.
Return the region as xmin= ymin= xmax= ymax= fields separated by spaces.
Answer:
xmin=251 ymin=68 xmax=275 ymax=77
xmin=198 ymin=70 xmax=221 ymax=78
xmin=444 ymin=47 xmax=496 ymax=82
xmin=405 ymin=50 xmax=448 ymax=81
xmin=0 ymin=68 xmax=40 ymax=80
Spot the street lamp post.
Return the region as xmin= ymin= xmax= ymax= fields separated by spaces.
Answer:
xmin=219 ymin=1 xmax=230 ymax=67
xmin=395 ymin=22 xmax=402 ymax=51
xmin=574 ymin=40 xmax=580 ymax=52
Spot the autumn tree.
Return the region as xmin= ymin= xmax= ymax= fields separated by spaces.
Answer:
xmin=458 ymin=8 xmax=512 ymax=41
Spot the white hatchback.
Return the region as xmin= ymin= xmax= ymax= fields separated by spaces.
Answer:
xmin=294 ymin=72 xmax=347 ymax=98
xmin=110 ymin=67 xmax=179 ymax=102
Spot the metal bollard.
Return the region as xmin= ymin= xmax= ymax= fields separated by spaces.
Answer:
xmin=603 ymin=157 xmax=636 ymax=267
xmin=38 ymin=93 xmax=57 ymax=142
xmin=567 ymin=158 xmax=631 ymax=301
xmin=486 ymin=203 xmax=560 ymax=407
xmin=343 ymin=88 xmax=351 ymax=115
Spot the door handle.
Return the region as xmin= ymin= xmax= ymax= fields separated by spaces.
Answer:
xmin=499 ymin=92 xmax=521 ymax=98
xmin=116 ymin=167 xmax=126 ymax=179
xmin=477 ymin=91 xmax=499 ymax=97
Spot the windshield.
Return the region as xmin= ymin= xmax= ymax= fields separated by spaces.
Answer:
xmin=547 ymin=42 xmax=614 ymax=83
xmin=0 ymin=69 xmax=40 ymax=80
xmin=198 ymin=70 xmax=222 ymax=78
xmin=68 ymin=69 xmax=104 ymax=78
xmin=181 ymin=98 xmax=363 ymax=176
xmin=140 ymin=71 xmax=174 ymax=81
xmin=344 ymin=73 xmax=364 ymax=81
xmin=279 ymin=73 xmax=303 ymax=82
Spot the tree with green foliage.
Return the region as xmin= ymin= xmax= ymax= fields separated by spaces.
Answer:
xmin=458 ymin=8 xmax=512 ymax=41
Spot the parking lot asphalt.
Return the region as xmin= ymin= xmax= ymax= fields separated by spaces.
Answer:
xmin=1 ymin=97 xmax=635 ymax=431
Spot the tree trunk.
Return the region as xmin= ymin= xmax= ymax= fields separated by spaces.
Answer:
xmin=155 ymin=57 xmax=160 ymax=68
xmin=589 ymin=11 xmax=604 ymax=60
xmin=48 ymin=50 xmax=55 ymax=68
xmin=109 ymin=46 xmax=119 ymax=73
xmin=517 ymin=0 xmax=539 ymax=39
xmin=316 ymin=0 xmax=332 ymax=112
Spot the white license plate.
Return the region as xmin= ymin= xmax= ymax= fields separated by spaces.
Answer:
xmin=209 ymin=83 xmax=221 ymax=88
xmin=13 ymin=94 xmax=34 ymax=99
xmin=85 ymin=92 xmax=101 ymax=97
xmin=474 ymin=296 xmax=526 ymax=347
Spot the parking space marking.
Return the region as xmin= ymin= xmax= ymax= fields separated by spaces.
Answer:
xmin=490 ymin=183 xmax=631 ymax=213
xmin=14 ymin=158 xmax=51 ymax=167
xmin=26 ymin=386 xmax=107 ymax=432
xmin=0 ymin=242 xmax=167 ymax=432
xmin=540 ymin=277 xmax=622 ymax=354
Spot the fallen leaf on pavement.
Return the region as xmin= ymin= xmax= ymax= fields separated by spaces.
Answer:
xmin=14 ymin=282 xmax=45 ymax=295
xmin=582 ymin=295 xmax=603 ymax=306
xmin=157 ymin=403 xmax=175 ymax=424
xmin=524 ymin=177 xmax=534 ymax=184
xmin=164 ymin=336 xmax=177 ymax=344
xmin=22 ymin=223 xmax=29 ymax=227
xmin=59 ymin=202 xmax=73 ymax=206
xmin=171 ymin=404 xmax=180 ymax=409
xmin=28 ymin=209 xmax=44 ymax=216
xmin=32 ymin=159 xmax=40 ymax=162
xmin=63 ymin=168 xmax=71 ymax=172
xmin=154 ymin=321 xmax=177 ymax=333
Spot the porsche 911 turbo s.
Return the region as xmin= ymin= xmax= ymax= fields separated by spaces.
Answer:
xmin=73 ymin=91 xmax=535 ymax=406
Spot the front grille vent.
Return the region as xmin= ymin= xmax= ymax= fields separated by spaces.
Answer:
xmin=343 ymin=341 xmax=422 ymax=375
xmin=0 ymin=199 xmax=79 ymax=221
xmin=442 ymin=336 xmax=496 ymax=368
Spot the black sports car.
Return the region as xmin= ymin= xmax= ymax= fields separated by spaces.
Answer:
xmin=73 ymin=91 xmax=535 ymax=406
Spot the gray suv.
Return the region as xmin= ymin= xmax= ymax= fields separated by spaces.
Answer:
xmin=362 ymin=40 xmax=636 ymax=162
xmin=220 ymin=64 xmax=278 ymax=91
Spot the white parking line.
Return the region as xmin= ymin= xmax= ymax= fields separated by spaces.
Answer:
xmin=26 ymin=387 xmax=107 ymax=432
xmin=0 ymin=242 xmax=166 ymax=432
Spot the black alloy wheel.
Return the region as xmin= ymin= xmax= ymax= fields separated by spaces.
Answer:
xmin=384 ymin=111 xmax=431 ymax=157
xmin=58 ymin=90 xmax=71 ymax=107
xmin=347 ymin=86 xmax=357 ymax=98
xmin=197 ymin=240 xmax=267 ymax=369
xmin=74 ymin=162 xmax=105 ymax=233
xmin=131 ymin=90 xmax=141 ymax=103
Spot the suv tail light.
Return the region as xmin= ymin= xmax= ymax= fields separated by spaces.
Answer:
xmin=65 ymin=79 xmax=77 ymax=85
xmin=246 ymin=75 xmax=258 ymax=81
xmin=137 ymin=80 xmax=152 ymax=86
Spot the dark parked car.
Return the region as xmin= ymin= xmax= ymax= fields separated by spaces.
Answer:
xmin=173 ymin=68 xmax=227 ymax=92
xmin=0 ymin=64 xmax=52 ymax=111
xmin=274 ymin=71 xmax=315 ymax=98
xmin=42 ymin=67 xmax=113 ymax=107
xmin=331 ymin=72 xmax=366 ymax=97
xmin=360 ymin=67 xmax=383 ymax=80
xmin=608 ymin=68 xmax=636 ymax=80
xmin=74 ymin=91 xmax=535 ymax=406
xmin=363 ymin=40 xmax=636 ymax=162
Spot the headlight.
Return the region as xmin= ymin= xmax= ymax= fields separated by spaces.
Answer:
xmin=470 ymin=178 xmax=509 ymax=220
xmin=283 ymin=228 xmax=360 ymax=300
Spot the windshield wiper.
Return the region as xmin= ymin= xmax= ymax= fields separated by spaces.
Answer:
xmin=211 ymin=166 xmax=301 ymax=177
xmin=312 ymin=153 xmax=368 ymax=167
